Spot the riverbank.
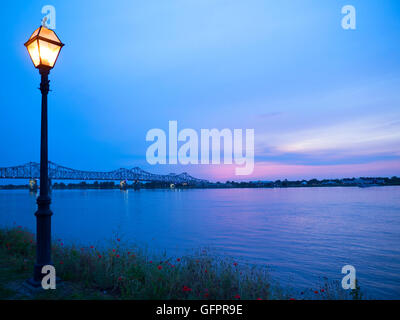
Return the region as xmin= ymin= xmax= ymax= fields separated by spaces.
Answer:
xmin=0 ymin=227 xmax=358 ymax=300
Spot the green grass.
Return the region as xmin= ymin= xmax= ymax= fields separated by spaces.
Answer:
xmin=0 ymin=227 xmax=359 ymax=300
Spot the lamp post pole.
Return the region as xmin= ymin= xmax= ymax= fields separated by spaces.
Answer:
xmin=24 ymin=24 xmax=64 ymax=288
xmin=30 ymin=67 xmax=53 ymax=286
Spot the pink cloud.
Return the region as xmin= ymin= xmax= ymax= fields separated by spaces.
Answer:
xmin=190 ymin=160 xmax=400 ymax=181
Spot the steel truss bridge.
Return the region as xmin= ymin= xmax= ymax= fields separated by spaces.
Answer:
xmin=0 ymin=162 xmax=208 ymax=185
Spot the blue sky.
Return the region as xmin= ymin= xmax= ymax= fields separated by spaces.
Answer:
xmin=1 ymin=0 xmax=400 ymax=181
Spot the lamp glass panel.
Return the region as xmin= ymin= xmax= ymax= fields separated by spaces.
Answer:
xmin=27 ymin=40 xmax=40 ymax=67
xmin=38 ymin=39 xmax=61 ymax=67
xmin=38 ymin=27 xmax=61 ymax=43
xmin=29 ymin=27 xmax=40 ymax=40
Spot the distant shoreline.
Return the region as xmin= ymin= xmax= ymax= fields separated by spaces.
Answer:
xmin=1 ymin=176 xmax=399 ymax=190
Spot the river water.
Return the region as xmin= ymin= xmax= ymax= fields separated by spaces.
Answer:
xmin=0 ymin=187 xmax=399 ymax=299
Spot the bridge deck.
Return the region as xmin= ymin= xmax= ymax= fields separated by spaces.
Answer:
xmin=0 ymin=162 xmax=208 ymax=184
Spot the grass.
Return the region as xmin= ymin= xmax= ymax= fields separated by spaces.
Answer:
xmin=0 ymin=226 xmax=359 ymax=300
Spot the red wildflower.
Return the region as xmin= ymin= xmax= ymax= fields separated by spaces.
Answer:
xmin=182 ymin=286 xmax=192 ymax=292
xmin=127 ymin=252 xmax=130 ymax=255
xmin=170 ymin=265 xmax=175 ymax=268
xmin=314 ymin=291 xmax=319 ymax=294
xmin=204 ymin=293 xmax=209 ymax=298
xmin=204 ymin=269 xmax=208 ymax=273
xmin=158 ymin=265 xmax=162 ymax=270
xmin=177 ymin=258 xmax=181 ymax=262
xmin=112 ymin=249 xmax=116 ymax=252
xmin=290 ymin=298 xmax=296 ymax=300
xmin=149 ymin=261 xmax=152 ymax=263
xmin=321 ymin=289 xmax=325 ymax=292
xmin=233 ymin=262 xmax=238 ymax=267
xmin=59 ymin=261 xmax=63 ymax=265
xmin=118 ymin=277 xmax=122 ymax=281
xmin=116 ymin=254 xmax=120 ymax=258
xmin=234 ymin=294 xmax=241 ymax=299
xmin=90 ymin=245 xmax=94 ymax=249
xmin=257 ymin=298 xmax=262 ymax=300
xmin=98 ymin=255 xmax=102 ymax=258
xmin=60 ymin=243 xmax=63 ymax=246
xmin=117 ymin=238 xmax=120 ymax=242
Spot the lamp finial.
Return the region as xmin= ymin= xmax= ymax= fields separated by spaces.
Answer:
xmin=41 ymin=16 xmax=47 ymax=27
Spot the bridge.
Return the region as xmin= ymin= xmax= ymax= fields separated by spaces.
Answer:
xmin=0 ymin=162 xmax=208 ymax=185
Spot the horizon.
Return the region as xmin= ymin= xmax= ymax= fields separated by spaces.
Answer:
xmin=0 ymin=160 xmax=399 ymax=185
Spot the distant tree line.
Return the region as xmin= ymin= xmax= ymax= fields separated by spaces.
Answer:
xmin=1 ymin=176 xmax=400 ymax=190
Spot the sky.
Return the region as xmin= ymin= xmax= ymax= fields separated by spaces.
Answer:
xmin=1 ymin=0 xmax=400 ymax=182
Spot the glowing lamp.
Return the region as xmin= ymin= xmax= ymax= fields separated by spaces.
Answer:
xmin=24 ymin=26 xmax=64 ymax=69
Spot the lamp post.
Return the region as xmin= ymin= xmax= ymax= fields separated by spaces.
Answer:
xmin=24 ymin=24 xmax=64 ymax=287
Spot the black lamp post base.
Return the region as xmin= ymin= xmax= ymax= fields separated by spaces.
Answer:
xmin=24 ymin=275 xmax=62 ymax=290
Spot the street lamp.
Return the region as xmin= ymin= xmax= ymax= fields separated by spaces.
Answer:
xmin=24 ymin=25 xmax=64 ymax=287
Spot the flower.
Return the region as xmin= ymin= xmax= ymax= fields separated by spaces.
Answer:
xmin=257 ymin=298 xmax=262 ymax=300
xmin=59 ymin=261 xmax=63 ymax=264
xmin=127 ymin=252 xmax=130 ymax=255
xmin=182 ymin=286 xmax=192 ymax=292
xmin=158 ymin=265 xmax=162 ymax=270
xmin=90 ymin=245 xmax=94 ymax=249
xmin=233 ymin=262 xmax=238 ymax=267
xmin=60 ymin=243 xmax=63 ymax=246
xmin=118 ymin=277 xmax=122 ymax=281
xmin=321 ymin=289 xmax=325 ymax=292
xmin=116 ymin=254 xmax=120 ymax=258
xmin=177 ymin=258 xmax=181 ymax=262
xmin=204 ymin=293 xmax=209 ymax=298
xmin=234 ymin=294 xmax=241 ymax=299
xmin=149 ymin=261 xmax=152 ymax=264
xmin=117 ymin=238 xmax=120 ymax=242
xmin=314 ymin=291 xmax=319 ymax=294
xmin=112 ymin=249 xmax=116 ymax=252
xmin=204 ymin=269 xmax=208 ymax=273
xmin=98 ymin=255 xmax=102 ymax=258
xmin=289 ymin=298 xmax=296 ymax=300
